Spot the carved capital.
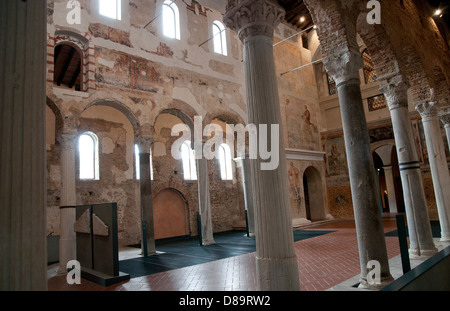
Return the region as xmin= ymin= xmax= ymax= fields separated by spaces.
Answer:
xmin=379 ymin=80 xmax=410 ymax=110
xmin=416 ymin=101 xmax=439 ymax=121
xmin=224 ymin=0 xmax=285 ymax=41
xmin=323 ymin=48 xmax=363 ymax=86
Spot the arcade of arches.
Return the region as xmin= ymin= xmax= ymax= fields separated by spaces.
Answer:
xmin=1 ymin=0 xmax=450 ymax=291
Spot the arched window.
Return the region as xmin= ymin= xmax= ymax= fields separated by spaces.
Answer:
xmin=99 ymin=0 xmax=122 ymax=20
xmin=135 ymin=144 xmax=154 ymax=180
xmin=362 ymin=49 xmax=377 ymax=84
xmin=181 ymin=141 xmax=197 ymax=180
xmin=79 ymin=132 xmax=100 ymax=180
xmin=218 ymin=143 xmax=233 ymax=180
xmin=212 ymin=21 xmax=227 ymax=56
xmin=162 ymin=0 xmax=180 ymax=40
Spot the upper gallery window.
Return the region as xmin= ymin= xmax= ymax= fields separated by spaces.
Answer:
xmin=53 ymin=44 xmax=83 ymax=91
xmin=79 ymin=132 xmax=100 ymax=180
xmin=162 ymin=0 xmax=181 ymax=40
xmin=99 ymin=0 xmax=122 ymax=20
xmin=212 ymin=21 xmax=227 ymax=56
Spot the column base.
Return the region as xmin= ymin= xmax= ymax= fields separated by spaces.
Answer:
xmin=256 ymin=255 xmax=300 ymax=291
xmin=439 ymin=231 xmax=450 ymax=242
xmin=202 ymin=240 xmax=216 ymax=246
xmin=409 ymin=247 xmax=438 ymax=259
xmin=358 ymin=274 xmax=394 ymax=290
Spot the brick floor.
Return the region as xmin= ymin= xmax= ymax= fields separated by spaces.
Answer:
xmin=47 ymin=218 xmax=401 ymax=291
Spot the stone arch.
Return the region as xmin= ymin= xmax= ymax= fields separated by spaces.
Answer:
xmin=371 ymin=140 xmax=405 ymax=213
xmin=82 ymin=99 xmax=140 ymax=136
xmin=153 ymin=187 xmax=190 ymax=240
xmin=302 ymin=166 xmax=326 ymax=221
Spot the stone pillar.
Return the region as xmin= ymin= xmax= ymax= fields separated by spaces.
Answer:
xmin=440 ymin=109 xmax=450 ymax=152
xmin=137 ymin=137 xmax=156 ymax=256
xmin=0 ymin=0 xmax=47 ymax=290
xmin=196 ymin=157 xmax=215 ymax=245
xmin=224 ymin=0 xmax=300 ymax=291
xmin=235 ymin=157 xmax=256 ymax=236
xmin=381 ymin=81 xmax=437 ymax=257
xmin=327 ymin=49 xmax=393 ymax=289
xmin=57 ymin=131 xmax=78 ymax=275
xmin=416 ymin=102 xmax=450 ymax=242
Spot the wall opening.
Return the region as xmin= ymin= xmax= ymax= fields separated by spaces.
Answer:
xmin=153 ymin=188 xmax=189 ymax=240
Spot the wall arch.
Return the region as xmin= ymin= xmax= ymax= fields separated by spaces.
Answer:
xmin=303 ymin=166 xmax=326 ymax=221
xmin=153 ymin=187 xmax=190 ymax=240
xmin=83 ymin=99 xmax=141 ymax=136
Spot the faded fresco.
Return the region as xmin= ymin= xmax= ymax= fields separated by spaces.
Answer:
xmin=325 ymin=137 xmax=348 ymax=176
xmin=285 ymin=97 xmax=320 ymax=151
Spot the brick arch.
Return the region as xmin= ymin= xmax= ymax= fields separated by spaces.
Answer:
xmin=431 ymin=65 xmax=450 ymax=107
xmin=356 ymin=15 xmax=409 ymax=84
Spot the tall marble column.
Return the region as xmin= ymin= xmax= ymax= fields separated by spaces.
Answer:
xmin=416 ymin=102 xmax=450 ymax=241
xmin=224 ymin=0 xmax=300 ymax=291
xmin=381 ymin=81 xmax=437 ymax=257
xmin=0 ymin=0 xmax=47 ymax=290
xmin=327 ymin=49 xmax=393 ymax=289
xmin=57 ymin=131 xmax=78 ymax=274
xmin=137 ymin=137 xmax=156 ymax=256
xmin=440 ymin=109 xmax=450 ymax=152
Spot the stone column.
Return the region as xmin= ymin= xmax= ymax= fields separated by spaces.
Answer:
xmin=381 ymin=81 xmax=437 ymax=257
xmin=416 ymin=102 xmax=450 ymax=242
xmin=57 ymin=131 xmax=78 ymax=274
xmin=224 ymin=0 xmax=300 ymax=291
xmin=196 ymin=157 xmax=215 ymax=245
xmin=0 ymin=0 xmax=47 ymax=290
xmin=235 ymin=157 xmax=256 ymax=236
xmin=440 ymin=109 xmax=450 ymax=152
xmin=137 ymin=137 xmax=156 ymax=256
xmin=327 ymin=49 xmax=393 ymax=289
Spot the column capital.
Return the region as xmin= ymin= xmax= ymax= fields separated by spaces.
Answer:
xmin=59 ymin=132 xmax=78 ymax=151
xmin=439 ymin=107 xmax=450 ymax=127
xmin=223 ymin=0 xmax=285 ymax=42
xmin=135 ymin=136 xmax=153 ymax=153
xmin=379 ymin=80 xmax=410 ymax=110
xmin=324 ymin=48 xmax=363 ymax=86
xmin=416 ymin=101 xmax=439 ymax=121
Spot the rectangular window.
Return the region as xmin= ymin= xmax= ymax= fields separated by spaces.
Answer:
xmin=99 ymin=0 xmax=121 ymax=20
